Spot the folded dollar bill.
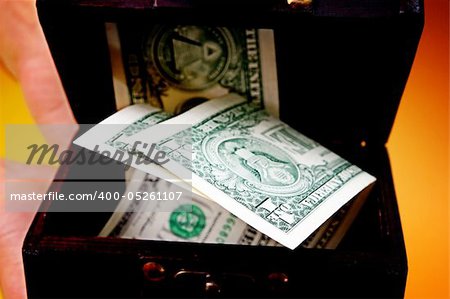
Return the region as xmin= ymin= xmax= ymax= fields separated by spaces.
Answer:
xmin=124 ymin=94 xmax=376 ymax=249
xmin=74 ymin=100 xmax=372 ymax=249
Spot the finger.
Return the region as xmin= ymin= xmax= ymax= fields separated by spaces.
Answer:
xmin=0 ymin=0 xmax=75 ymax=125
xmin=0 ymin=160 xmax=34 ymax=299
xmin=0 ymin=216 xmax=31 ymax=299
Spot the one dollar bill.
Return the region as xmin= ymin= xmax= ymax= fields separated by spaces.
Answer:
xmin=73 ymin=103 xmax=369 ymax=249
xmin=125 ymin=94 xmax=376 ymax=249
xmin=106 ymin=23 xmax=279 ymax=117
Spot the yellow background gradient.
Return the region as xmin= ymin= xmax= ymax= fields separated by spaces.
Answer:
xmin=0 ymin=0 xmax=448 ymax=298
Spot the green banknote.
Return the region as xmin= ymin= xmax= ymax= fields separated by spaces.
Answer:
xmin=106 ymin=23 xmax=279 ymax=117
xmin=74 ymin=102 xmax=367 ymax=249
xmin=100 ymin=168 xmax=367 ymax=249
xmin=125 ymin=94 xmax=376 ymax=249
xmin=100 ymin=169 xmax=279 ymax=246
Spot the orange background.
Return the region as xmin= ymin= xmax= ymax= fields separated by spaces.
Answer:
xmin=387 ymin=0 xmax=449 ymax=297
xmin=0 ymin=0 xmax=449 ymax=298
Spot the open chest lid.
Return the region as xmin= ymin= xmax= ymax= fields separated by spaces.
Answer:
xmin=36 ymin=0 xmax=424 ymax=149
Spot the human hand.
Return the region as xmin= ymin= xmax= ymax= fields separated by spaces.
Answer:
xmin=0 ymin=0 xmax=75 ymax=298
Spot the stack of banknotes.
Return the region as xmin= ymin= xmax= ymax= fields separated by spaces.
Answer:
xmin=74 ymin=23 xmax=375 ymax=250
